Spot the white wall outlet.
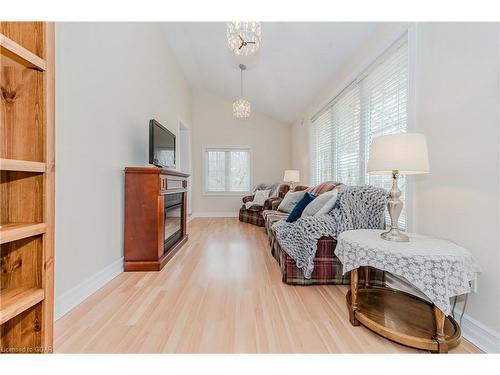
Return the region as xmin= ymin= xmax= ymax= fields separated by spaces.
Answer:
xmin=470 ymin=279 xmax=478 ymax=293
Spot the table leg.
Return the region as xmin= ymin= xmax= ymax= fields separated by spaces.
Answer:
xmin=349 ymin=268 xmax=360 ymax=326
xmin=364 ymin=266 xmax=370 ymax=288
xmin=433 ymin=306 xmax=448 ymax=353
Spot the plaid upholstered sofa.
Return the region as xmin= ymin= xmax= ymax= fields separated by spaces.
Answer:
xmin=238 ymin=184 xmax=290 ymax=226
xmin=263 ymin=181 xmax=385 ymax=286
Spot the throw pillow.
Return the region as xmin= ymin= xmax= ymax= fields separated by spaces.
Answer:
xmin=277 ymin=190 xmax=306 ymax=213
xmin=286 ymin=193 xmax=316 ymax=222
xmin=314 ymin=189 xmax=339 ymax=216
xmin=245 ymin=189 xmax=270 ymax=209
xmin=301 ymin=189 xmax=339 ymax=217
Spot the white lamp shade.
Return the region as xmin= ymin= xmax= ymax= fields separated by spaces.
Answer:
xmin=367 ymin=133 xmax=430 ymax=175
xmin=283 ymin=170 xmax=300 ymax=183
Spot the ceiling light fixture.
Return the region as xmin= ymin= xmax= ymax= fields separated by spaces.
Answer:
xmin=227 ymin=22 xmax=261 ymax=56
xmin=233 ymin=64 xmax=251 ymax=119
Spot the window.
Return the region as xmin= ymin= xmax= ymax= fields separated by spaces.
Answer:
xmin=310 ymin=37 xmax=409 ymax=228
xmin=204 ymin=147 xmax=251 ymax=194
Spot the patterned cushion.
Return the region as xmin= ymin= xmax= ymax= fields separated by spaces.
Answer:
xmin=308 ymin=181 xmax=342 ymax=196
xmin=263 ymin=209 xmax=288 ymax=251
xmin=263 ymin=210 xmax=288 ymax=230
xmin=293 ymin=185 xmax=309 ymax=192
xmin=239 ymin=207 xmax=265 ymax=226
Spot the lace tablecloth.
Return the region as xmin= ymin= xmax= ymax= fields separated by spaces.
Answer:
xmin=335 ymin=229 xmax=481 ymax=315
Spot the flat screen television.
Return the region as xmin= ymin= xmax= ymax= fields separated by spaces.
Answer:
xmin=149 ymin=119 xmax=176 ymax=169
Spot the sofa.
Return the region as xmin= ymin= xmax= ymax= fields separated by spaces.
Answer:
xmin=238 ymin=183 xmax=290 ymax=227
xmin=262 ymin=181 xmax=385 ymax=286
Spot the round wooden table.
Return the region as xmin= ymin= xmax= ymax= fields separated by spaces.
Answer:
xmin=334 ymin=229 xmax=480 ymax=354
xmin=347 ymin=267 xmax=461 ymax=353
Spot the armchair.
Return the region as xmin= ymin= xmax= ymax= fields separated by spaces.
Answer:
xmin=238 ymin=184 xmax=290 ymax=226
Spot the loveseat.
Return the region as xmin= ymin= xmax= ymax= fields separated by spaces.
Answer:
xmin=262 ymin=181 xmax=385 ymax=286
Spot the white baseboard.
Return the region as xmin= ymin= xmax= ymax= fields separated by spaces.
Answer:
xmin=54 ymin=257 xmax=124 ymax=321
xmin=192 ymin=212 xmax=238 ymax=218
xmin=461 ymin=313 xmax=500 ymax=353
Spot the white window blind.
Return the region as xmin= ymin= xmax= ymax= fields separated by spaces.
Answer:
xmin=310 ymin=38 xmax=409 ymax=228
xmin=204 ymin=147 xmax=251 ymax=194
xmin=362 ymin=40 xmax=409 ymax=229
xmin=332 ymin=85 xmax=361 ymax=186
xmin=310 ymin=107 xmax=334 ymax=185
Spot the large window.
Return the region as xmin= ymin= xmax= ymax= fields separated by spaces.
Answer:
xmin=204 ymin=146 xmax=251 ymax=194
xmin=310 ymin=38 xmax=409 ymax=227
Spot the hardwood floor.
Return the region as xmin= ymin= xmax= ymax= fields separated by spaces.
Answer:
xmin=54 ymin=218 xmax=481 ymax=353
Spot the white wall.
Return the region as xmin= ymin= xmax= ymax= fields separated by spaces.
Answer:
xmin=413 ymin=23 xmax=500 ymax=346
xmin=291 ymin=22 xmax=500 ymax=351
xmin=55 ymin=23 xmax=192 ymax=311
xmin=191 ymin=90 xmax=291 ymax=215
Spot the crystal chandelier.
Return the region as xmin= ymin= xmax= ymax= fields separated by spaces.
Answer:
xmin=233 ymin=64 xmax=251 ymax=119
xmin=227 ymin=22 xmax=261 ymax=56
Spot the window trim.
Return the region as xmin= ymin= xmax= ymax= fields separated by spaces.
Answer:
xmin=202 ymin=145 xmax=253 ymax=196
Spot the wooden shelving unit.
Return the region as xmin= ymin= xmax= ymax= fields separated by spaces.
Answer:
xmin=1 ymin=22 xmax=54 ymax=354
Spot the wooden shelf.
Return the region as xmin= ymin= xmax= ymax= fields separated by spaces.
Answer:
xmin=0 ymin=287 xmax=44 ymax=325
xmin=0 ymin=222 xmax=46 ymax=244
xmin=0 ymin=158 xmax=46 ymax=173
xmin=0 ymin=33 xmax=46 ymax=71
xmin=0 ymin=21 xmax=54 ymax=353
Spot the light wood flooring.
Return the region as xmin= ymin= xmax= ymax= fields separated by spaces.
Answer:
xmin=55 ymin=218 xmax=480 ymax=353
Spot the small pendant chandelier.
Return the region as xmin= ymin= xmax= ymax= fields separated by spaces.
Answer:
xmin=233 ymin=64 xmax=251 ymax=119
xmin=227 ymin=22 xmax=261 ymax=56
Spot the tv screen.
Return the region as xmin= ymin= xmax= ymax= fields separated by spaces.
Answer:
xmin=149 ymin=119 xmax=175 ymax=169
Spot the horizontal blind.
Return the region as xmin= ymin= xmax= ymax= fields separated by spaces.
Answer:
xmin=361 ymin=41 xmax=408 ymax=229
xmin=310 ymin=107 xmax=334 ymax=185
xmin=310 ymin=37 xmax=409 ymax=229
xmin=332 ymin=85 xmax=361 ymax=185
xmin=205 ymin=147 xmax=251 ymax=193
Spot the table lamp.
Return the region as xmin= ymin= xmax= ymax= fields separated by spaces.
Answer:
xmin=367 ymin=133 xmax=429 ymax=242
xmin=283 ymin=170 xmax=300 ymax=189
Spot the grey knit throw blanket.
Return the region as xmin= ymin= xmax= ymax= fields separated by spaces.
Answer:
xmin=253 ymin=182 xmax=282 ymax=198
xmin=272 ymin=185 xmax=388 ymax=279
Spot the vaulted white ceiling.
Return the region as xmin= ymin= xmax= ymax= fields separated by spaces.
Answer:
xmin=161 ymin=22 xmax=379 ymax=123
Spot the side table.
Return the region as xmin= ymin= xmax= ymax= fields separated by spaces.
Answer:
xmin=335 ymin=229 xmax=481 ymax=353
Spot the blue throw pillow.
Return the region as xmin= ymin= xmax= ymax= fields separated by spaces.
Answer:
xmin=286 ymin=193 xmax=316 ymax=222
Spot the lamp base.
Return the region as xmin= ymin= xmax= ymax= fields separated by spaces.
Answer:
xmin=380 ymin=170 xmax=410 ymax=243
xmin=381 ymin=227 xmax=409 ymax=242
